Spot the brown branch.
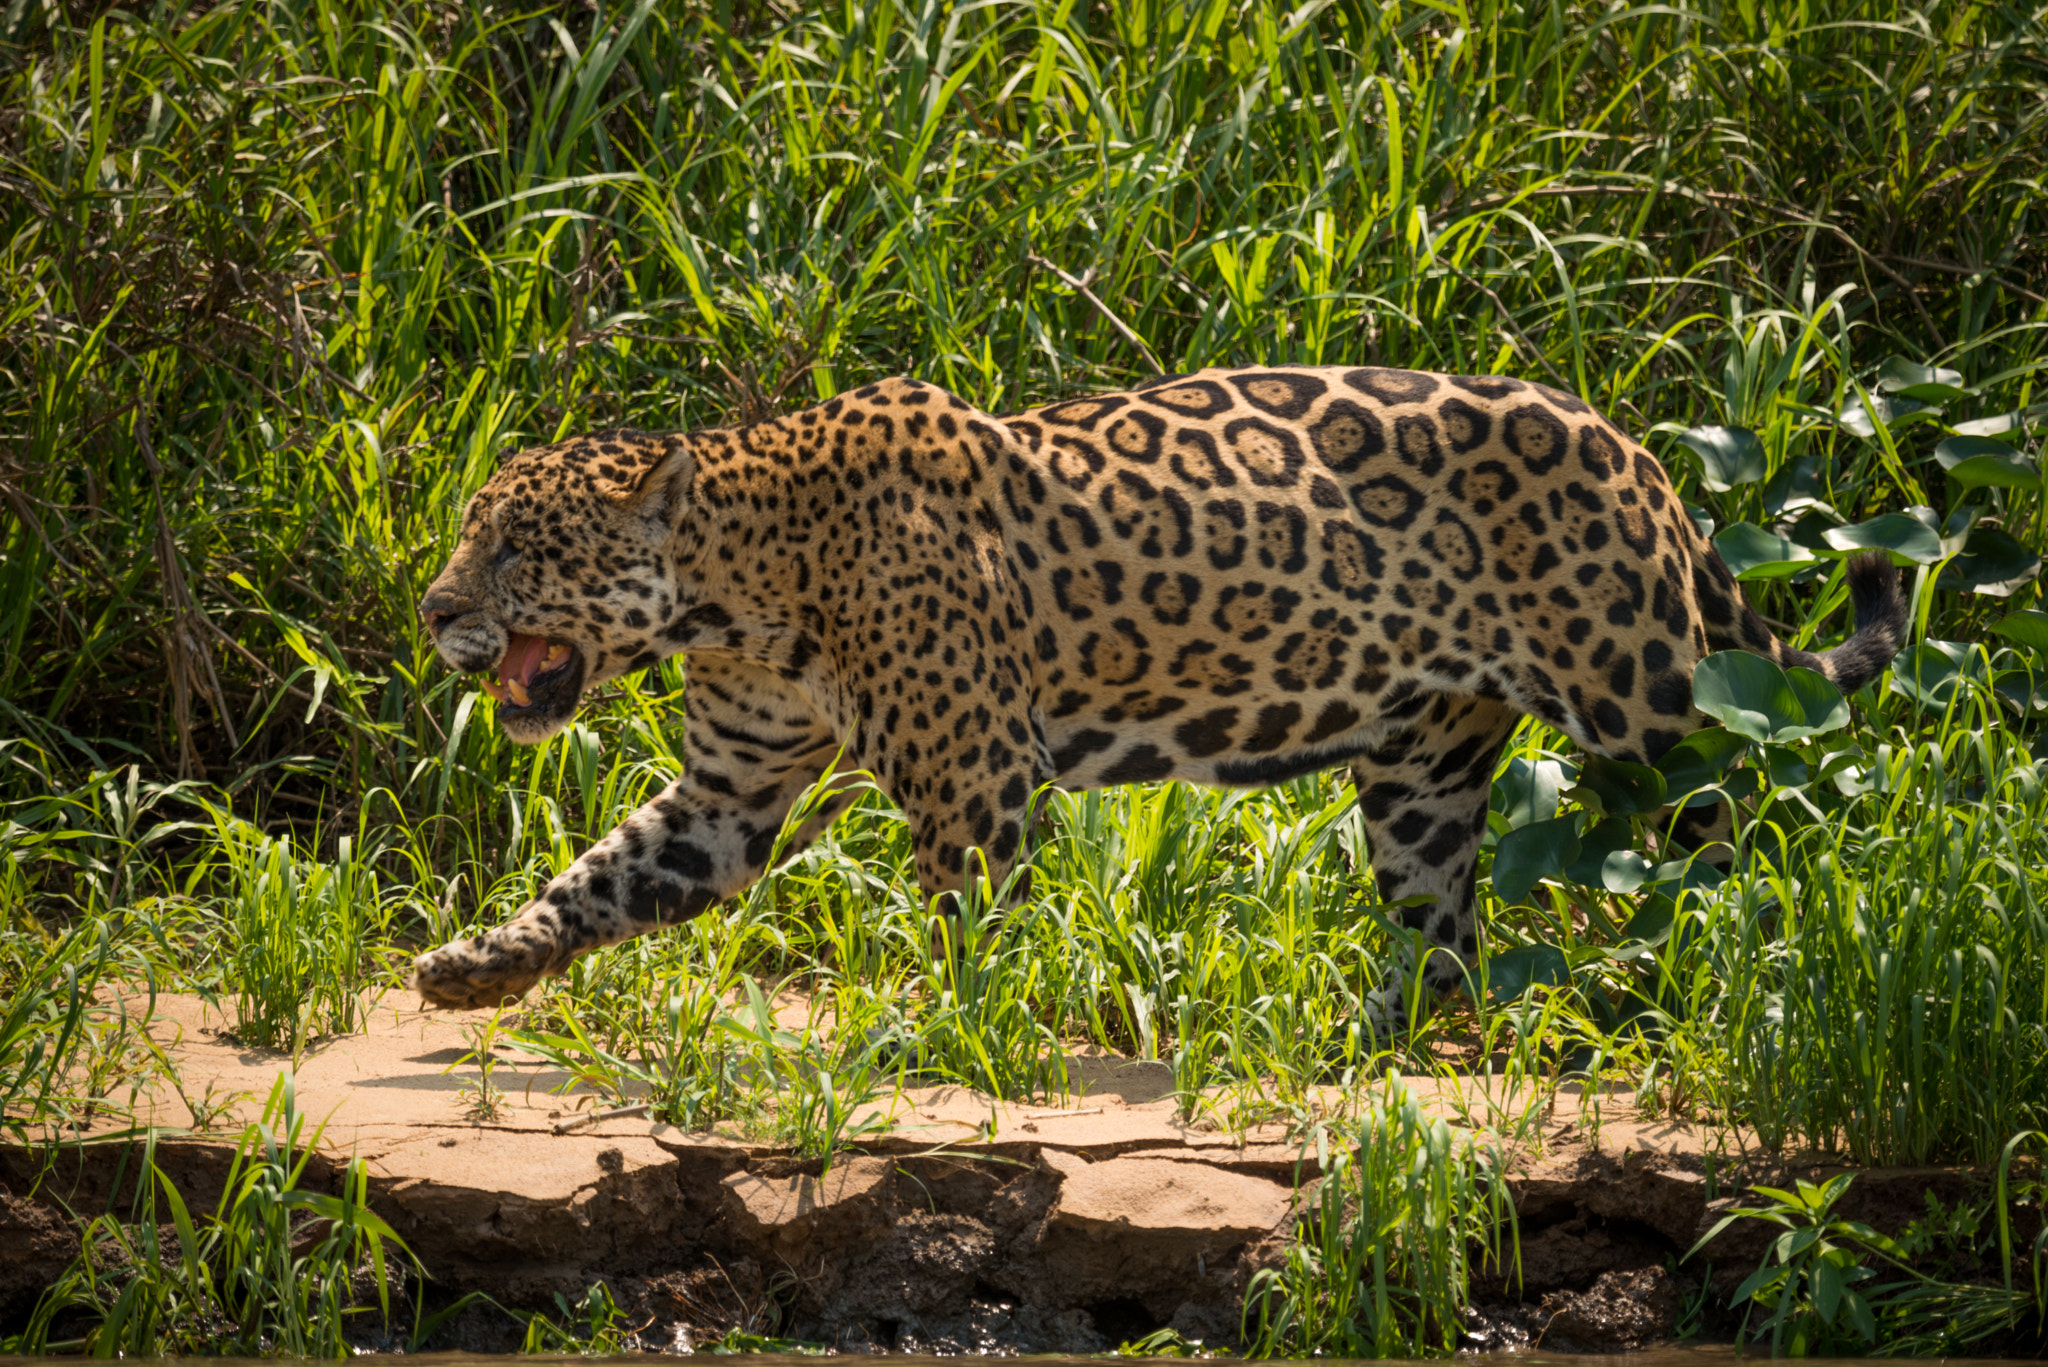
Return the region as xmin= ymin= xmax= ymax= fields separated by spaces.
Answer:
xmin=1883 ymin=253 xmax=2045 ymax=307
xmin=1025 ymin=253 xmax=1166 ymax=376
xmin=1439 ymin=261 xmax=1574 ymax=391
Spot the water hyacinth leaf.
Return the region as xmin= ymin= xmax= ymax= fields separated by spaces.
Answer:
xmin=1649 ymin=854 xmax=1728 ymax=897
xmin=1904 ymin=502 xmax=1977 ymax=558
xmin=1489 ymin=817 xmax=1580 ymax=905
xmin=1936 ymin=434 xmax=2021 ymax=468
xmin=1761 ymin=454 xmax=1831 ymax=516
xmin=1936 ymin=435 xmax=2040 ymax=492
xmin=1600 ymin=848 xmax=1655 ymax=894
xmin=1784 ymin=667 xmax=1852 ymax=735
xmin=1875 ymin=355 xmax=1971 ymax=403
xmin=1483 ymin=943 xmax=1571 ymax=1002
xmin=1564 ymin=817 xmax=1635 ymax=888
xmin=1714 ymin=521 xmax=1817 ymax=580
xmin=1948 ymin=454 xmax=2042 ymax=492
xmin=1995 ymin=672 xmax=2048 ymax=717
xmin=1838 ymin=393 xmax=1931 ymax=438
xmin=1784 ymin=510 xmax=1842 ymax=554
xmin=1822 ymin=513 xmax=1945 ymax=566
xmin=1654 ymin=761 xmax=1762 ymax=809
xmin=1492 ymin=755 xmax=1567 ymax=829
xmin=1765 ymin=746 xmax=1810 ymax=788
xmin=1693 ymin=652 xmax=1791 ymax=741
xmin=1677 ymin=425 xmax=1766 ymax=491
xmin=1990 ymin=609 xmax=2048 ymax=654
xmin=1566 ymin=753 xmax=1667 ymax=816
xmin=1935 ymin=527 xmax=2042 ymax=597
xmin=1685 ymin=502 xmax=1715 ymax=538
xmin=1622 ymin=895 xmax=1676 ymax=947
xmin=1890 ymin=640 xmax=1987 ymax=708
xmin=1692 ymin=653 xmax=1848 ymax=742
xmin=1812 ymin=740 xmax=1872 ymax=792
xmin=1655 ymin=727 xmax=1749 ymax=805
xmin=1938 ymin=502 xmax=1981 ymax=548
xmin=1952 ymin=400 xmax=2048 ymax=439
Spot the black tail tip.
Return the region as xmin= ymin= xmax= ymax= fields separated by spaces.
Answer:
xmin=1844 ymin=551 xmax=1907 ymax=631
xmin=1828 ymin=552 xmax=1909 ymax=694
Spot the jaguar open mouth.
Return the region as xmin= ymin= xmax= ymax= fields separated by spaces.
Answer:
xmin=479 ymin=632 xmax=581 ymax=713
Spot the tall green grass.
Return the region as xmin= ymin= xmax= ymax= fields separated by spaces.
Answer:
xmin=1242 ymin=1073 xmax=1514 ymax=1357
xmin=3 ymin=1078 xmax=417 ymax=1357
xmin=5 ymin=0 xmax=2041 ymax=803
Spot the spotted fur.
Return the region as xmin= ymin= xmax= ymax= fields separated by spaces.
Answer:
xmin=411 ymin=368 xmax=1905 ymax=1015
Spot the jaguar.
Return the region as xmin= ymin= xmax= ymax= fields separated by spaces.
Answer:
xmin=412 ymin=367 xmax=1904 ymax=1017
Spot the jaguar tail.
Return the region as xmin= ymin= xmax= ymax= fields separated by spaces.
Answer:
xmin=1696 ymin=543 xmax=1907 ymax=695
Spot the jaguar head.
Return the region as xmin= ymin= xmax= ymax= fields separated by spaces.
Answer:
xmin=420 ymin=431 xmax=694 ymax=743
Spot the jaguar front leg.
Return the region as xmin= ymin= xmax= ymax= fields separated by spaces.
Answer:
xmin=414 ymin=661 xmax=851 ymax=1010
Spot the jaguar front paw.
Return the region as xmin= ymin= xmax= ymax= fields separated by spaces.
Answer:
xmin=412 ymin=930 xmax=550 ymax=1011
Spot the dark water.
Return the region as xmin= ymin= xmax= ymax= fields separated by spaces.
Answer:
xmin=0 ymin=1349 xmax=2005 ymax=1365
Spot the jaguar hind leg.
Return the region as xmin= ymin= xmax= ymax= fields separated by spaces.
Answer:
xmin=1349 ymin=693 xmax=1521 ymax=1031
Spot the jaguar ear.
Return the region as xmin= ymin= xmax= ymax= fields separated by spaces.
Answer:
xmin=629 ymin=438 xmax=695 ymax=530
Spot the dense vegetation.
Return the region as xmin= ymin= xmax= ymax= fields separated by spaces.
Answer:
xmin=4 ymin=0 xmax=2048 ymax=1354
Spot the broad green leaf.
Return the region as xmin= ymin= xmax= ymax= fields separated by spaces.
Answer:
xmin=1760 ymin=454 xmax=1831 ymax=516
xmin=1952 ymin=400 xmax=2048 ymax=438
xmin=1566 ymin=753 xmax=1667 ymax=816
xmin=1936 ymin=434 xmax=2022 ymax=467
xmin=1492 ymin=755 xmax=1567 ymax=829
xmin=1890 ymin=640 xmax=1987 ymax=709
xmin=1564 ymin=817 xmax=1635 ymax=887
xmin=1948 ymin=453 xmax=2042 ymax=492
xmin=1784 ymin=667 xmax=1852 ymax=736
xmin=1692 ymin=653 xmax=1850 ymax=743
xmin=1935 ymin=527 xmax=2042 ymax=597
xmin=1936 ymin=435 xmax=2039 ymax=491
xmin=1651 ymin=763 xmax=1762 ymax=809
xmin=1685 ymin=502 xmax=1715 ymax=538
xmin=1990 ymin=609 xmax=2048 ymax=654
xmin=1765 ymin=746 xmax=1810 ymax=788
xmin=1822 ymin=513 xmax=1945 ymax=566
xmin=1599 ymin=848 xmax=1654 ymax=894
xmin=1623 ymin=896 xmax=1675 ymax=946
xmin=1995 ymin=671 xmax=2048 ymax=717
xmin=1647 ymin=853 xmax=1728 ymax=896
xmin=1489 ymin=817 xmax=1580 ymax=905
xmin=1676 ymin=425 xmax=1766 ymax=491
xmin=1691 ymin=653 xmax=1787 ymax=741
xmin=1483 ymin=943 xmax=1571 ymax=1002
xmin=1838 ymin=393 xmax=1932 ymax=438
xmin=1875 ymin=355 xmax=1971 ymax=403
xmin=1784 ymin=510 xmax=1842 ymax=554
xmin=1904 ymin=501 xmax=1976 ymax=557
xmin=1714 ymin=522 xmax=1817 ymax=580
xmin=1655 ymin=727 xmax=1749 ymax=806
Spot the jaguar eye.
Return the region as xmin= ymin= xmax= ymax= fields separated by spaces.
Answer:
xmin=495 ymin=542 xmax=521 ymax=568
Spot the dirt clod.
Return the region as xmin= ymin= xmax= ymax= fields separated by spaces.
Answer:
xmin=1532 ymin=1266 xmax=1684 ymax=1352
xmin=0 ymin=1192 xmax=78 ymax=1323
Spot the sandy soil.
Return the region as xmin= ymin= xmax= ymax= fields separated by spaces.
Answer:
xmin=2 ymin=991 xmax=2032 ymax=1355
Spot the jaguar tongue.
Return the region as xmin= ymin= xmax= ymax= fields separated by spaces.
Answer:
xmin=490 ymin=632 xmax=552 ymax=705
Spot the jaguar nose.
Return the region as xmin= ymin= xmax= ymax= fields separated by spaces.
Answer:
xmin=420 ymin=590 xmax=473 ymax=637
